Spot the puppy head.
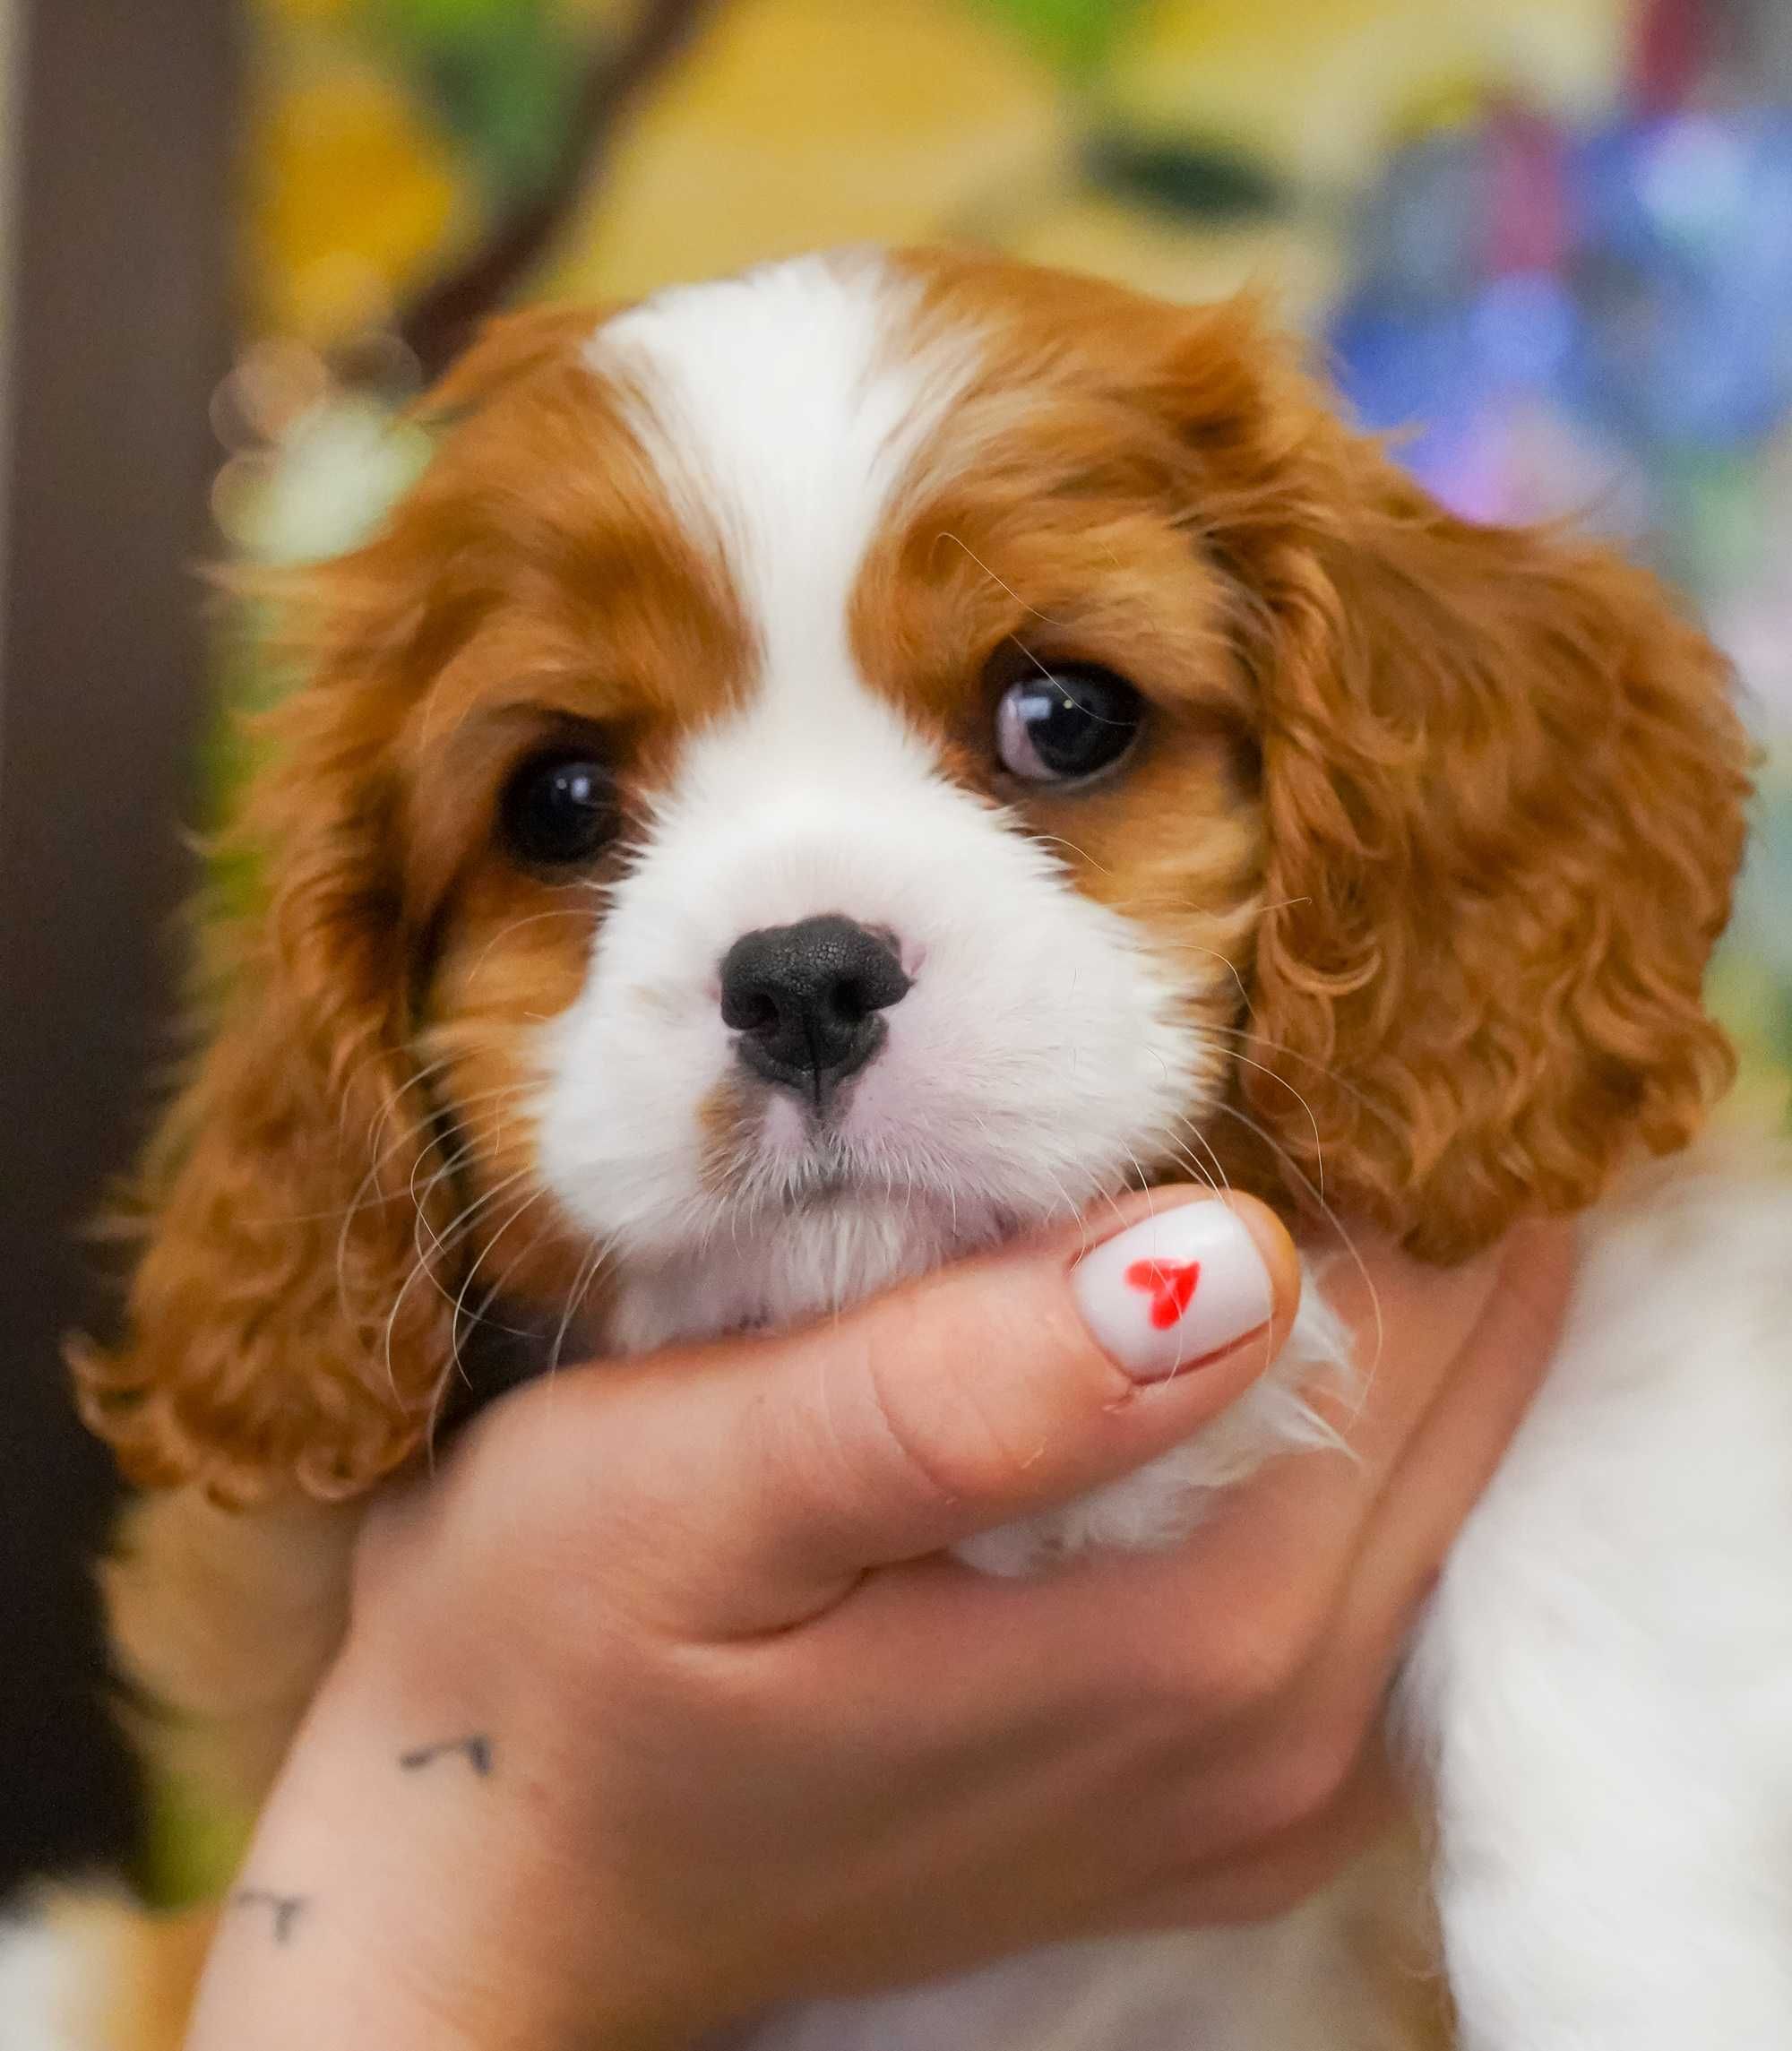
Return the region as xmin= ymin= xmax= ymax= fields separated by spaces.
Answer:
xmin=76 ymin=252 xmax=1750 ymax=1504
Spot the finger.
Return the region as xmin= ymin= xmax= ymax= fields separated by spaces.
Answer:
xmin=774 ymin=1257 xmax=1521 ymax=1751
xmin=961 ymin=1232 xmax=1516 ymax=1712
xmin=540 ymin=1190 xmax=1301 ymax=1633
xmin=1153 ymin=1229 xmax=1513 ymax=1622
xmin=1338 ymin=1219 xmax=1574 ymax=1668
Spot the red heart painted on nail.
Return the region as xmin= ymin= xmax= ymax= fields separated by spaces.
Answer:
xmin=1124 ymin=1258 xmax=1202 ymax=1331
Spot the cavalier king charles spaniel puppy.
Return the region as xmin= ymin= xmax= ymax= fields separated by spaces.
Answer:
xmin=8 ymin=247 xmax=1791 ymax=2049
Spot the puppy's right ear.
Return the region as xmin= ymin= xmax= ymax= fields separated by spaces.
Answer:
xmin=71 ymin=556 xmax=458 ymax=1508
xmin=73 ymin=300 xmax=617 ymax=1507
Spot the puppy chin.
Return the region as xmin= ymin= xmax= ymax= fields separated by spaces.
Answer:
xmin=602 ymin=1180 xmax=1023 ymax=1357
xmin=597 ymin=1054 xmax=1160 ymax=1355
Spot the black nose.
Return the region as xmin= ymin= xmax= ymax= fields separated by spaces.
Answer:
xmin=719 ymin=915 xmax=910 ymax=1107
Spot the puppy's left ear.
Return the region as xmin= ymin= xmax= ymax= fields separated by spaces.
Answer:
xmin=1201 ymin=331 xmax=1753 ymax=1260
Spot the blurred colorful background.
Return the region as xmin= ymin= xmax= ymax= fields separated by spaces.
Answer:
xmin=2 ymin=0 xmax=1788 ymax=1894
xmin=226 ymin=0 xmax=1792 ymax=1106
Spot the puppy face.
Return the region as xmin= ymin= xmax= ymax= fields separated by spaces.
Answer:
xmin=521 ymin=258 xmax=1256 ymax=1342
xmin=77 ymin=250 xmax=1750 ymax=1504
xmin=361 ymin=255 xmax=1266 ymax=1360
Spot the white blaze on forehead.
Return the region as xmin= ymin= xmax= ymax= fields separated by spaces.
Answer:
xmin=583 ymin=251 xmax=981 ymax=707
xmin=538 ymin=252 xmax=1218 ymax=1331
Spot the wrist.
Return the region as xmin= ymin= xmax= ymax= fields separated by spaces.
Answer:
xmin=185 ymin=1632 xmax=701 ymax=2051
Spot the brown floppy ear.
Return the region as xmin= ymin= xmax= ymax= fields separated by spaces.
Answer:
xmin=73 ymin=306 xmax=621 ymax=1504
xmin=72 ymin=565 xmax=460 ymax=1507
xmin=1199 ymin=340 xmax=1753 ymax=1261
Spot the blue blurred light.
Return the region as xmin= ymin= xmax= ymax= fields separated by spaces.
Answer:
xmin=1469 ymin=271 xmax=1578 ymax=387
xmin=1638 ymin=116 xmax=1749 ymax=251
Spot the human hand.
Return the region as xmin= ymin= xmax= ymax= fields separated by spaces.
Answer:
xmin=185 ymin=1191 xmax=1571 ymax=2049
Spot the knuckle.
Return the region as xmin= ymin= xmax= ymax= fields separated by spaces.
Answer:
xmin=858 ymin=1318 xmax=1043 ymax=1515
xmin=1183 ymin=1599 xmax=1315 ymax=1718
xmin=1256 ymin=1727 xmax=1356 ymax=1836
xmin=858 ymin=1337 xmax=968 ymax=1510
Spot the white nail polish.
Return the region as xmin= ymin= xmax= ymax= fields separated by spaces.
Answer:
xmin=1073 ymin=1202 xmax=1274 ymax=1382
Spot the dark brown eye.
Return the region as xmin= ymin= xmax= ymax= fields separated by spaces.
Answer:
xmin=995 ymin=665 xmax=1144 ymax=784
xmin=499 ymin=752 xmax=616 ymax=866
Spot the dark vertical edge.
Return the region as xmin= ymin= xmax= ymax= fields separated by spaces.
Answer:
xmin=0 ymin=0 xmax=237 ymax=1888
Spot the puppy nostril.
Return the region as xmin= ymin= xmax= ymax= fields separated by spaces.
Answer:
xmin=728 ymin=988 xmax=780 ymax=1035
xmin=719 ymin=915 xmax=910 ymax=1106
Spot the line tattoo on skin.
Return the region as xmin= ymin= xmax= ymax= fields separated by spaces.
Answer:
xmin=231 ymin=1888 xmax=308 ymax=1945
xmin=399 ymin=1732 xmax=494 ymax=1778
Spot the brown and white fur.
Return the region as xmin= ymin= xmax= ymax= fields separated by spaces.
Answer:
xmin=7 ymin=248 xmax=1790 ymax=2049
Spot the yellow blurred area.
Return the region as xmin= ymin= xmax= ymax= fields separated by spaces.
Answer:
xmin=542 ymin=0 xmax=1624 ymax=316
xmin=246 ymin=0 xmax=1628 ymax=336
xmin=246 ymin=36 xmax=469 ymax=340
xmin=1107 ymin=0 xmax=1632 ymax=188
xmin=546 ymin=0 xmax=1064 ymax=302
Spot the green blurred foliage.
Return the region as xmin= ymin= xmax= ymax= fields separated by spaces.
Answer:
xmin=365 ymin=0 xmax=585 ymax=201
xmin=969 ymin=0 xmax=1146 ymax=82
xmin=366 ymin=0 xmax=519 ymax=28
xmin=1083 ymin=131 xmax=1285 ymax=219
xmin=142 ymin=1774 xmax=253 ymax=1911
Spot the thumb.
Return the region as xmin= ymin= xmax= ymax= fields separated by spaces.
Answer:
xmin=578 ymin=1189 xmax=1300 ymax=1634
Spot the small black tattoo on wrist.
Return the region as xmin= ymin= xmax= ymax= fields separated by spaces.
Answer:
xmin=399 ymin=1731 xmax=493 ymax=1778
xmin=231 ymin=1888 xmax=307 ymax=1944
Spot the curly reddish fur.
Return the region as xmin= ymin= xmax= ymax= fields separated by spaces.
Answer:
xmin=70 ymin=628 xmax=454 ymax=1505
xmin=1185 ymin=339 xmax=1752 ymax=1259
xmin=70 ymin=308 xmax=621 ymax=1509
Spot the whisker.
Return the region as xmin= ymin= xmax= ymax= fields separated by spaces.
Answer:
xmin=1027 ymin=832 xmax=1116 ymax=877
xmin=1205 ymin=1099 xmax=1383 ymax=1399
xmin=464 ymin=901 xmax=597 ymax=984
xmin=338 ymin=1128 xmax=474 ymax=1338
xmin=421 ymin=1187 xmax=558 ymax=1470
xmin=1177 ymin=943 xmax=1252 ymax=1019
xmin=227 ymin=1083 xmax=523 ymax=1233
xmin=1170 ymin=1117 xmax=1232 ymax=1202
xmin=1202 ymin=1021 xmax=1404 ymax=1134
xmin=547 ymin=1239 xmax=613 ymax=1380
xmin=451 ymin=1186 xmax=555 ymax=1350
xmin=412 ymin=1164 xmax=536 ymax=1306
xmin=379 ymin=1245 xmax=435 ymax=1415
xmin=1211 ymin=1047 xmax=1325 ymax=1204
xmin=933 ymin=532 xmax=1066 ymax=627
